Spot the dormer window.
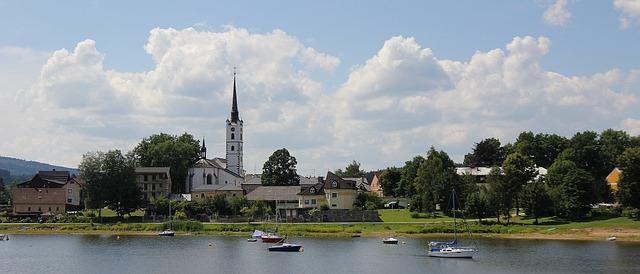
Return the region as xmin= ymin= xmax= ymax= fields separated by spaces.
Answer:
xmin=332 ymin=181 xmax=338 ymax=188
xmin=310 ymin=187 xmax=315 ymax=193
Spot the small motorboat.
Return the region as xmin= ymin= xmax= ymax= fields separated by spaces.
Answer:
xmin=247 ymin=238 xmax=258 ymax=242
xmin=383 ymin=237 xmax=399 ymax=244
xmin=268 ymin=242 xmax=303 ymax=252
xmin=607 ymin=236 xmax=617 ymax=241
xmin=158 ymin=230 xmax=175 ymax=237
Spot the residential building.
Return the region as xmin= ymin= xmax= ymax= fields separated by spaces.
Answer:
xmin=135 ymin=167 xmax=171 ymax=202
xmin=456 ymin=166 xmax=548 ymax=183
xmin=11 ymin=170 xmax=83 ymax=216
xmin=606 ymin=167 xmax=622 ymax=192
xmin=323 ymin=172 xmax=358 ymax=210
xmin=297 ymin=182 xmax=325 ymax=209
xmin=366 ymin=172 xmax=384 ymax=197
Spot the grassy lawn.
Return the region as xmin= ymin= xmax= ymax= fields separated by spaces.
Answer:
xmin=378 ymin=209 xmax=456 ymax=223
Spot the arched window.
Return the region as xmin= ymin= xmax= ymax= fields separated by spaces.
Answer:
xmin=231 ymin=133 xmax=235 ymax=140
xmin=225 ymin=180 xmax=228 ymax=184
xmin=207 ymin=174 xmax=213 ymax=185
xmin=201 ymin=193 xmax=205 ymax=198
xmin=231 ymin=145 xmax=235 ymax=151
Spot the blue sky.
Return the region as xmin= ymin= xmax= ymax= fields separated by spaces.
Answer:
xmin=1 ymin=0 xmax=639 ymax=174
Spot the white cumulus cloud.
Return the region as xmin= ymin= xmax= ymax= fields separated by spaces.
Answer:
xmin=543 ymin=0 xmax=572 ymax=26
xmin=614 ymin=0 xmax=640 ymax=28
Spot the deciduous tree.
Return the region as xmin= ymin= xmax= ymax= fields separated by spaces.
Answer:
xmin=262 ymin=148 xmax=299 ymax=186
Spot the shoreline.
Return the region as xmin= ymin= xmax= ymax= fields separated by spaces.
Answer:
xmin=2 ymin=223 xmax=639 ymax=242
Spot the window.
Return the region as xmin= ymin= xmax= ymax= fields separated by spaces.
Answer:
xmin=67 ymin=198 xmax=72 ymax=203
xmin=144 ymin=184 xmax=148 ymax=190
xmin=56 ymin=207 xmax=59 ymax=211
xmin=48 ymin=207 xmax=51 ymax=212
xmin=201 ymin=193 xmax=205 ymax=198
xmin=309 ymin=187 xmax=315 ymax=194
xmin=38 ymin=207 xmax=42 ymax=212
xmin=225 ymin=181 xmax=228 ymax=184
xmin=231 ymin=133 xmax=235 ymax=140
xmin=207 ymin=174 xmax=213 ymax=185
xmin=68 ymin=188 xmax=72 ymax=194
xmin=332 ymin=193 xmax=338 ymax=198
xmin=152 ymin=174 xmax=156 ymax=180
xmin=152 ymin=193 xmax=156 ymax=199
xmin=311 ymin=199 xmax=317 ymax=205
xmin=144 ymin=175 xmax=148 ymax=181
xmin=331 ymin=204 xmax=337 ymax=208
xmin=159 ymin=183 xmax=163 ymax=189
xmin=152 ymin=184 xmax=156 ymax=191
xmin=305 ymin=200 xmax=310 ymax=205
xmin=332 ymin=181 xmax=338 ymax=188
xmin=240 ymin=134 xmax=242 ymax=140
xmin=28 ymin=207 xmax=31 ymax=211
xmin=232 ymin=194 xmax=236 ymax=197
xmin=231 ymin=145 xmax=235 ymax=151
xmin=231 ymin=127 xmax=235 ymax=132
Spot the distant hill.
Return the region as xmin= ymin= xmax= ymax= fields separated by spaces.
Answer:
xmin=0 ymin=156 xmax=78 ymax=184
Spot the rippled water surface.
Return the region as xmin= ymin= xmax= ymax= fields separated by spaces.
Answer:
xmin=1 ymin=234 xmax=638 ymax=274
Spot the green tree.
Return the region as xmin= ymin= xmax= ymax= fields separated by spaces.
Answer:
xmin=486 ymin=167 xmax=510 ymax=223
xmin=465 ymin=186 xmax=490 ymax=223
xmin=558 ymin=131 xmax=611 ymax=202
xmin=354 ymin=192 xmax=384 ymax=209
xmin=229 ymin=196 xmax=248 ymax=216
xmin=397 ymin=156 xmax=425 ymax=197
xmin=618 ymin=147 xmax=640 ymax=211
xmin=212 ymin=193 xmax=230 ymax=215
xmin=378 ymin=167 xmax=401 ymax=197
xmin=133 ymin=133 xmax=201 ymax=193
xmin=599 ymin=129 xmax=632 ymax=167
xmin=503 ymin=152 xmax=537 ymax=217
xmin=79 ymin=150 xmax=144 ymax=218
xmin=547 ymin=159 xmax=595 ymax=219
xmin=513 ymin=132 xmax=569 ymax=168
xmin=463 ymin=138 xmax=505 ymax=167
xmin=334 ymin=160 xmax=365 ymax=178
xmin=413 ymin=147 xmax=460 ymax=213
xmin=521 ymin=177 xmax=553 ymax=224
xmin=0 ymin=185 xmax=9 ymax=206
xmin=261 ymin=148 xmax=300 ymax=186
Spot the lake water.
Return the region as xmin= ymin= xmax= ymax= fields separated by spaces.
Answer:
xmin=1 ymin=234 xmax=638 ymax=274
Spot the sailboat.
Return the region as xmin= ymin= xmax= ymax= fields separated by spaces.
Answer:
xmin=159 ymin=200 xmax=175 ymax=237
xmin=427 ymin=189 xmax=476 ymax=258
xmin=261 ymin=200 xmax=283 ymax=243
xmin=267 ymin=200 xmax=303 ymax=252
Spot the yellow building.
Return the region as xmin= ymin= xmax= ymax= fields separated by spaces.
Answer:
xmin=605 ymin=167 xmax=623 ymax=192
xmin=323 ymin=172 xmax=358 ymax=210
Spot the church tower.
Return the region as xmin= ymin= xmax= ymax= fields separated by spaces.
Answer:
xmin=226 ymin=73 xmax=243 ymax=176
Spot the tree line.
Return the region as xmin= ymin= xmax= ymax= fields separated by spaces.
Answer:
xmin=378 ymin=129 xmax=640 ymax=221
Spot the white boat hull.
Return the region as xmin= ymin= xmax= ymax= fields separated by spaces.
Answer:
xmin=428 ymin=248 xmax=475 ymax=258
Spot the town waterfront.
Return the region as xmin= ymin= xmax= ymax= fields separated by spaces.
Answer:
xmin=1 ymin=235 xmax=639 ymax=274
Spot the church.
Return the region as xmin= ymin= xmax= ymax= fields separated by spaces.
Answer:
xmin=185 ymin=75 xmax=245 ymax=199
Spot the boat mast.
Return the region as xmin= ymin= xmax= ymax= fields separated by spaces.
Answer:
xmin=452 ymin=188 xmax=457 ymax=240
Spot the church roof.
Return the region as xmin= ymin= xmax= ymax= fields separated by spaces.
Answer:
xmin=192 ymin=158 xmax=225 ymax=169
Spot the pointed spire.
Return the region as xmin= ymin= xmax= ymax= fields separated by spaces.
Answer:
xmin=230 ymin=69 xmax=240 ymax=122
xmin=200 ymin=138 xmax=207 ymax=159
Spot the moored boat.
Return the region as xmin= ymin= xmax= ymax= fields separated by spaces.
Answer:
xmin=0 ymin=234 xmax=8 ymax=241
xmin=158 ymin=230 xmax=175 ymax=237
xmin=607 ymin=235 xmax=617 ymax=241
xmin=261 ymin=233 xmax=284 ymax=243
xmin=383 ymin=237 xmax=399 ymax=244
xmin=268 ymin=242 xmax=303 ymax=252
xmin=427 ymin=189 xmax=477 ymax=259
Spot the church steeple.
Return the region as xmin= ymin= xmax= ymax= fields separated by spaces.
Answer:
xmin=200 ymin=138 xmax=207 ymax=159
xmin=230 ymin=72 xmax=240 ymax=122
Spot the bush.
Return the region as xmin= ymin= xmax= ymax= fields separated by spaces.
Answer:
xmin=590 ymin=206 xmax=622 ymax=217
xmin=174 ymin=211 xmax=188 ymax=220
xmin=622 ymin=208 xmax=640 ymax=219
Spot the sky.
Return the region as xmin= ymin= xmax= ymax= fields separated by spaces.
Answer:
xmin=1 ymin=0 xmax=639 ymax=175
